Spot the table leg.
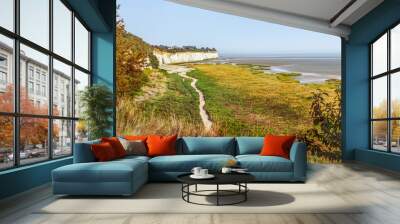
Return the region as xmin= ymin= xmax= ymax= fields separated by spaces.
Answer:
xmin=187 ymin=184 xmax=190 ymax=202
xmin=181 ymin=184 xmax=183 ymax=199
xmin=195 ymin=184 xmax=198 ymax=192
xmin=245 ymin=183 xmax=247 ymax=201
xmin=217 ymin=184 xmax=219 ymax=206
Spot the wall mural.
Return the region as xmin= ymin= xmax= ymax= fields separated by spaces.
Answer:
xmin=116 ymin=11 xmax=342 ymax=163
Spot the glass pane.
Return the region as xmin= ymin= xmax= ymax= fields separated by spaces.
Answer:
xmin=372 ymin=33 xmax=387 ymax=76
xmin=53 ymin=0 xmax=72 ymax=60
xmin=20 ymin=117 xmax=49 ymax=165
xmin=20 ymin=0 xmax=49 ymax=49
xmin=372 ymin=121 xmax=388 ymax=151
xmin=0 ymin=0 xmax=14 ymax=31
xmin=391 ymin=24 xmax=400 ymax=70
xmin=74 ymin=18 xmax=89 ymax=70
xmin=75 ymin=120 xmax=88 ymax=143
xmin=391 ymin=72 xmax=400 ymax=118
xmin=0 ymin=35 xmax=14 ymax=112
xmin=372 ymin=76 xmax=387 ymax=119
xmin=0 ymin=116 xmax=14 ymax=170
xmin=53 ymin=119 xmax=72 ymax=157
xmin=74 ymin=69 xmax=89 ymax=118
xmin=53 ymin=59 xmax=72 ymax=117
xmin=20 ymin=44 xmax=49 ymax=115
xmin=391 ymin=120 xmax=400 ymax=153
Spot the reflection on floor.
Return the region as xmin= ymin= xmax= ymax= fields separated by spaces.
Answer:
xmin=0 ymin=163 xmax=400 ymax=224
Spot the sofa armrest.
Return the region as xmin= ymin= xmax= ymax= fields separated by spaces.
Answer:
xmin=73 ymin=140 xmax=100 ymax=163
xmin=289 ymin=142 xmax=307 ymax=181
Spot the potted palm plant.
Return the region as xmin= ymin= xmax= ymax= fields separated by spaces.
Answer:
xmin=79 ymin=84 xmax=113 ymax=140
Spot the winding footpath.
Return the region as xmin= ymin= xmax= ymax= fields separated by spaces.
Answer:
xmin=160 ymin=65 xmax=213 ymax=131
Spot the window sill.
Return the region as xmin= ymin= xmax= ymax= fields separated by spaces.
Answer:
xmin=367 ymin=148 xmax=400 ymax=155
xmin=355 ymin=148 xmax=400 ymax=172
xmin=0 ymin=156 xmax=72 ymax=175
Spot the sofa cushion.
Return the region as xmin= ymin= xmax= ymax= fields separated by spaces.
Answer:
xmin=53 ymin=159 xmax=147 ymax=183
xmin=119 ymin=138 xmax=147 ymax=156
xmin=124 ymin=135 xmax=148 ymax=141
xmin=180 ymin=137 xmax=235 ymax=155
xmin=260 ymin=135 xmax=296 ymax=159
xmin=101 ymin=137 xmax=127 ymax=158
xmin=236 ymin=137 xmax=264 ymax=155
xmin=73 ymin=140 xmax=100 ymax=163
xmin=236 ymin=155 xmax=293 ymax=172
xmin=149 ymin=154 xmax=235 ymax=172
xmin=147 ymin=135 xmax=178 ymax=157
xmin=91 ymin=142 xmax=118 ymax=161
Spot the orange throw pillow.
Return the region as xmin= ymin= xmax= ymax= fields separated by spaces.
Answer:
xmin=91 ymin=142 xmax=117 ymax=162
xmin=260 ymin=135 xmax=296 ymax=159
xmin=124 ymin=135 xmax=148 ymax=142
xmin=101 ymin=137 xmax=127 ymax=158
xmin=146 ymin=135 xmax=177 ymax=157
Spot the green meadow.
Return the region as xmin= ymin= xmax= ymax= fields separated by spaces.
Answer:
xmin=117 ymin=63 xmax=341 ymax=163
xmin=117 ymin=70 xmax=207 ymax=136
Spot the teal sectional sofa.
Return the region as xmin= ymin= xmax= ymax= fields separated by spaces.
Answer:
xmin=52 ymin=137 xmax=307 ymax=196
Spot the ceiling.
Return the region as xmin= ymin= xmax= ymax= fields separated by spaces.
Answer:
xmin=168 ymin=0 xmax=384 ymax=38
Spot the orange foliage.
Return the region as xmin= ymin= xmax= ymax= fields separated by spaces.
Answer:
xmin=0 ymin=85 xmax=59 ymax=148
xmin=116 ymin=18 xmax=150 ymax=99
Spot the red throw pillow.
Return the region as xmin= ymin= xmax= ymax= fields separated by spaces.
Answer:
xmin=260 ymin=135 xmax=296 ymax=159
xmin=146 ymin=135 xmax=177 ymax=157
xmin=91 ymin=142 xmax=117 ymax=162
xmin=124 ymin=135 xmax=148 ymax=142
xmin=101 ymin=137 xmax=126 ymax=158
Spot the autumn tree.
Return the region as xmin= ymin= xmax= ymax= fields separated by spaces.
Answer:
xmin=0 ymin=85 xmax=15 ymax=149
xmin=116 ymin=17 xmax=152 ymax=99
xmin=372 ymin=99 xmax=400 ymax=144
xmin=372 ymin=100 xmax=387 ymax=141
xmin=0 ymin=85 xmax=59 ymax=151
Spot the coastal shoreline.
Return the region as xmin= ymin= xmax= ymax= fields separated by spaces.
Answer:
xmin=268 ymin=65 xmax=341 ymax=83
xmin=206 ymin=57 xmax=341 ymax=84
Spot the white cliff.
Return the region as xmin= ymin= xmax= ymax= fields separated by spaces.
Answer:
xmin=153 ymin=49 xmax=218 ymax=65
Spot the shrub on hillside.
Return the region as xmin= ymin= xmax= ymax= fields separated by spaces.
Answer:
xmin=299 ymin=88 xmax=342 ymax=162
xmin=116 ymin=18 xmax=153 ymax=98
xmin=149 ymin=53 xmax=159 ymax=69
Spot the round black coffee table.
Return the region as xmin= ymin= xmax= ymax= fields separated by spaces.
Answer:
xmin=177 ymin=173 xmax=255 ymax=206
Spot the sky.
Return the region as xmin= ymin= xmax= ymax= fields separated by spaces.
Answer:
xmin=118 ymin=0 xmax=341 ymax=57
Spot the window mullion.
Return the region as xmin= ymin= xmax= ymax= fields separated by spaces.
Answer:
xmin=370 ymin=45 xmax=373 ymax=149
xmin=13 ymin=0 xmax=21 ymax=167
xmin=71 ymin=10 xmax=76 ymax=154
xmin=48 ymin=0 xmax=54 ymax=160
xmin=388 ymin=30 xmax=391 ymax=153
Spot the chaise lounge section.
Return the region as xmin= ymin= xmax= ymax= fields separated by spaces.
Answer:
xmin=52 ymin=137 xmax=307 ymax=196
xmin=52 ymin=140 xmax=149 ymax=196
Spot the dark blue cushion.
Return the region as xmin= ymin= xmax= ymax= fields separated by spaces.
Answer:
xmin=73 ymin=140 xmax=100 ymax=163
xmin=149 ymin=154 xmax=235 ymax=172
xmin=236 ymin=155 xmax=293 ymax=172
xmin=180 ymin=137 xmax=235 ymax=155
xmin=236 ymin=137 xmax=264 ymax=155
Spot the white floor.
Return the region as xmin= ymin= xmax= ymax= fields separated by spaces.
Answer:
xmin=1 ymin=163 xmax=400 ymax=224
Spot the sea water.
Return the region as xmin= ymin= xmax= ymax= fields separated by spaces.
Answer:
xmin=209 ymin=56 xmax=341 ymax=83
